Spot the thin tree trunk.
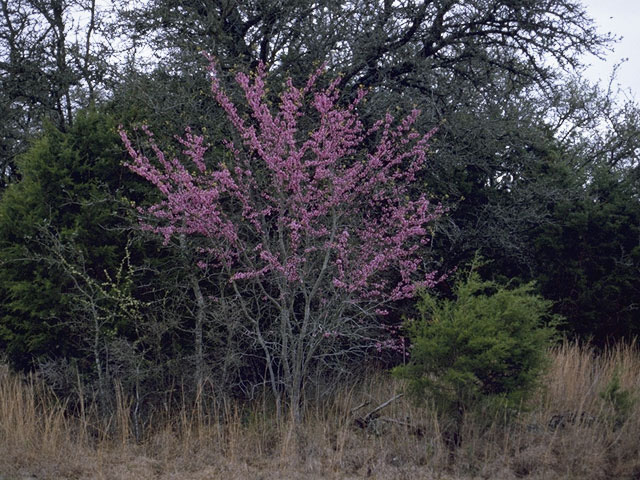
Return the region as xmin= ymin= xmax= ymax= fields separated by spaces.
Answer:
xmin=191 ymin=274 xmax=206 ymax=385
xmin=179 ymin=235 xmax=206 ymax=385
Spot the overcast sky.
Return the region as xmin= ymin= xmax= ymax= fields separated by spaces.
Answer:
xmin=579 ymin=0 xmax=640 ymax=99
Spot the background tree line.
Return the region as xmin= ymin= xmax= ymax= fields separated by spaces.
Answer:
xmin=1 ymin=0 xmax=639 ymax=418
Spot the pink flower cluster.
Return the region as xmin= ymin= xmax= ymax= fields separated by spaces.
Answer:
xmin=120 ymin=58 xmax=443 ymax=305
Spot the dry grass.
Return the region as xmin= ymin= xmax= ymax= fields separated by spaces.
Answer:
xmin=1 ymin=341 xmax=640 ymax=480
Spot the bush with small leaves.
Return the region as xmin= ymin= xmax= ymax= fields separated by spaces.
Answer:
xmin=394 ymin=262 xmax=558 ymax=443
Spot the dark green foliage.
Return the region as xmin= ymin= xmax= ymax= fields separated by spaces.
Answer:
xmin=395 ymin=264 xmax=558 ymax=419
xmin=0 ymin=109 xmax=134 ymax=369
xmin=534 ymin=165 xmax=640 ymax=343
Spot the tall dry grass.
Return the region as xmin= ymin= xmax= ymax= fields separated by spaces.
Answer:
xmin=1 ymin=341 xmax=640 ymax=479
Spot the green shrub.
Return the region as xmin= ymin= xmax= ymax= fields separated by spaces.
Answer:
xmin=600 ymin=368 xmax=636 ymax=428
xmin=394 ymin=263 xmax=558 ymax=426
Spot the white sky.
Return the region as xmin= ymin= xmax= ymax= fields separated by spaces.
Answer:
xmin=579 ymin=0 xmax=640 ymax=100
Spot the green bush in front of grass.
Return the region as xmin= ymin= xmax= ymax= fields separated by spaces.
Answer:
xmin=395 ymin=262 xmax=559 ymax=437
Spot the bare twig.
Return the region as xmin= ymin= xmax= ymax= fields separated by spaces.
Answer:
xmin=353 ymin=393 xmax=405 ymax=431
xmin=350 ymin=400 xmax=370 ymax=415
xmin=362 ymin=393 xmax=404 ymax=422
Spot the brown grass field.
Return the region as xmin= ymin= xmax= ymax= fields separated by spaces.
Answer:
xmin=1 ymin=341 xmax=639 ymax=480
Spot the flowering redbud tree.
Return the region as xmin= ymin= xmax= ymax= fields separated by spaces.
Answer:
xmin=120 ymin=59 xmax=444 ymax=420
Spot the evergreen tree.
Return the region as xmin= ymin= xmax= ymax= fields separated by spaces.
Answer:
xmin=0 ymin=110 xmax=133 ymax=369
xmin=534 ymin=165 xmax=640 ymax=342
xmin=394 ymin=263 xmax=557 ymax=445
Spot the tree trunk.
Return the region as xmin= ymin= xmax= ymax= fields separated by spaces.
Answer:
xmin=190 ymin=273 xmax=206 ymax=385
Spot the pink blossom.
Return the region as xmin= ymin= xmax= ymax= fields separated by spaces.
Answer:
xmin=120 ymin=58 xmax=445 ymax=357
